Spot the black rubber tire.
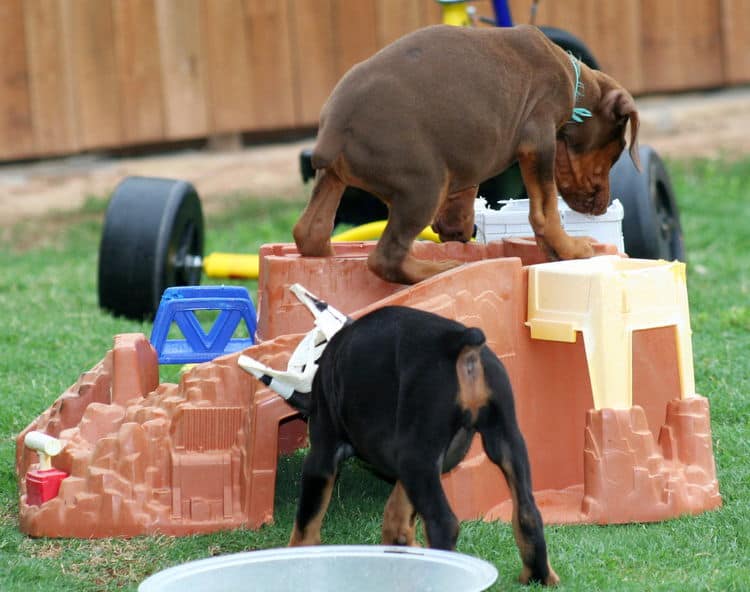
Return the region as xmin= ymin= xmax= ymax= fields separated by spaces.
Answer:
xmin=478 ymin=164 xmax=527 ymax=208
xmin=609 ymin=145 xmax=685 ymax=261
xmin=539 ymin=26 xmax=600 ymax=70
xmin=98 ymin=176 xmax=204 ymax=319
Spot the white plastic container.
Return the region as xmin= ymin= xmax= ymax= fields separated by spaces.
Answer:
xmin=139 ymin=545 xmax=498 ymax=592
xmin=474 ymin=197 xmax=625 ymax=252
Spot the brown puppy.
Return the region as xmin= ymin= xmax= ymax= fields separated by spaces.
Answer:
xmin=293 ymin=24 xmax=639 ymax=284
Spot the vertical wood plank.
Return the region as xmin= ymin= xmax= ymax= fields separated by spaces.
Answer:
xmin=519 ymin=0 xmax=554 ymax=26
xmin=241 ymin=0 xmax=296 ymax=131
xmin=420 ymin=0 xmax=443 ymax=26
xmin=64 ymin=0 xmax=123 ymax=149
xmin=679 ymin=0 xmax=724 ymax=88
xmin=0 ymin=0 xmax=34 ymax=159
xmin=155 ymin=0 xmax=209 ymax=139
xmin=112 ymin=0 xmax=165 ymax=143
xmin=201 ymin=0 xmax=253 ymax=132
xmin=641 ymin=0 xmax=723 ymax=92
xmin=640 ymin=0 xmax=683 ymax=91
xmin=588 ymin=2 xmax=644 ymax=93
xmin=332 ymin=0 xmax=378 ymax=77
xmin=23 ymin=0 xmax=77 ymax=156
xmin=288 ymin=0 xmax=337 ymax=125
xmin=506 ymin=0 xmax=531 ymax=24
xmin=1 ymin=0 xmax=746 ymax=163
xmin=721 ymin=0 xmax=750 ymax=84
xmin=376 ymin=0 xmax=423 ymax=46
xmin=535 ymin=0 xmax=597 ymax=47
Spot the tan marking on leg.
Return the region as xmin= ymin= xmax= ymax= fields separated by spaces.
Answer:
xmin=504 ymin=464 xmax=535 ymax=577
xmin=293 ymin=168 xmax=345 ymax=257
xmin=503 ymin=460 xmax=559 ymax=587
xmin=288 ymin=477 xmax=335 ymax=546
xmin=366 ymin=192 xmax=463 ymax=285
xmin=519 ymin=562 xmax=560 ymax=587
xmin=544 ymin=563 xmax=561 ymax=586
xmin=456 ymin=344 xmax=490 ymax=422
xmin=519 ymin=148 xmax=593 ymax=261
xmin=381 ymin=481 xmax=419 ymax=546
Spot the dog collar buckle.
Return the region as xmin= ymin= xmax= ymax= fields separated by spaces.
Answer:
xmin=567 ymin=52 xmax=592 ymax=124
xmin=570 ymin=106 xmax=592 ymax=123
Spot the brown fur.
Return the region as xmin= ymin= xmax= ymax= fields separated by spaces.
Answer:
xmin=381 ymin=481 xmax=417 ymax=546
xmin=293 ymin=25 xmax=639 ymax=283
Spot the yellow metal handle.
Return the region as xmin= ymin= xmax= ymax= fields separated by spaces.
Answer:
xmin=203 ymin=252 xmax=259 ymax=279
xmin=331 ymin=221 xmax=439 ymax=243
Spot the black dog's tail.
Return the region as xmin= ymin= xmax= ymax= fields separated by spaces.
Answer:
xmin=445 ymin=327 xmax=488 ymax=421
xmin=442 ymin=326 xmax=486 ymax=357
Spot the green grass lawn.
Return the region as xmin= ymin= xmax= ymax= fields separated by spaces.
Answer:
xmin=1 ymin=159 xmax=749 ymax=591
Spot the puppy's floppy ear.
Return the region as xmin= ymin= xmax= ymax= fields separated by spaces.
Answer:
xmin=603 ymin=89 xmax=641 ymax=172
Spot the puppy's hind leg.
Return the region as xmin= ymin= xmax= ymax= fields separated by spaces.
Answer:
xmin=479 ymin=406 xmax=559 ymax=586
xmin=289 ymin=415 xmax=348 ymax=546
xmin=398 ymin=460 xmax=459 ymax=550
xmin=368 ymin=183 xmax=461 ymax=284
xmin=293 ymin=168 xmax=346 ymax=257
xmin=381 ymin=481 xmax=418 ymax=546
xmin=288 ymin=448 xmax=337 ymax=546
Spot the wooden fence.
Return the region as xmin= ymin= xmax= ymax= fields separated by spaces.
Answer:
xmin=1 ymin=0 xmax=748 ymax=162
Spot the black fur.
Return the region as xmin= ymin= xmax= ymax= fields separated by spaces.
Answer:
xmin=289 ymin=305 xmax=557 ymax=585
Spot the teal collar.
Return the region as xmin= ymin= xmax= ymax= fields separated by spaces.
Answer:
xmin=568 ymin=52 xmax=592 ymax=124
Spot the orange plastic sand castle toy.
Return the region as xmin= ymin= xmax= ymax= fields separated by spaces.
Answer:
xmin=16 ymin=238 xmax=721 ymax=538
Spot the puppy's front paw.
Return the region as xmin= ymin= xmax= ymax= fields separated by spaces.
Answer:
xmin=518 ymin=563 xmax=560 ymax=587
xmin=292 ymin=221 xmax=335 ymax=258
xmin=535 ymin=235 xmax=561 ymax=261
xmin=569 ymin=235 xmax=596 ymax=259
xmin=542 ymin=566 xmax=561 ymax=587
xmin=382 ymin=533 xmax=421 ymax=547
xmin=296 ymin=240 xmax=335 ymax=258
xmin=539 ymin=234 xmax=596 ymax=261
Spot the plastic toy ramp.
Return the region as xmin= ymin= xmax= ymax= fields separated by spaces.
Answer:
xmin=16 ymin=239 xmax=720 ymax=537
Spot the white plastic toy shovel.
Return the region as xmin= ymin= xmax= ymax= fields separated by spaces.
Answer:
xmin=238 ymin=284 xmax=350 ymax=407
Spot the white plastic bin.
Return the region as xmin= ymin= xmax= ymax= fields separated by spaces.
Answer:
xmin=474 ymin=197 xmax=625 ymax=252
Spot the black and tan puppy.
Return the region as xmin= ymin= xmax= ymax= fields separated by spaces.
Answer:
xmin=288 ymin=306 xmax=559 ymax=586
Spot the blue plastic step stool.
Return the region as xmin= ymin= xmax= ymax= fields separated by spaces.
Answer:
xmin=150 ymin=286 xmax=257 ymax=364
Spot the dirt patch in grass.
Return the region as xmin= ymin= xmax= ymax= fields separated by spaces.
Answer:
xmin=0 ymin=139 xmax=311 ymax=231
xmin=2 ymin=87 xmax=749 ymax=233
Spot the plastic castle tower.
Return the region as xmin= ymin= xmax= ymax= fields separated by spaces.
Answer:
xmin=16 ymin=238 xmax=720 ymax=537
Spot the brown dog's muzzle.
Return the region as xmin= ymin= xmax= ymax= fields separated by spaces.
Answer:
xmin=560 ymin=180 xmax=611 ymax=216
xmin=556 ymin=138 xmax=622 ymax=216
